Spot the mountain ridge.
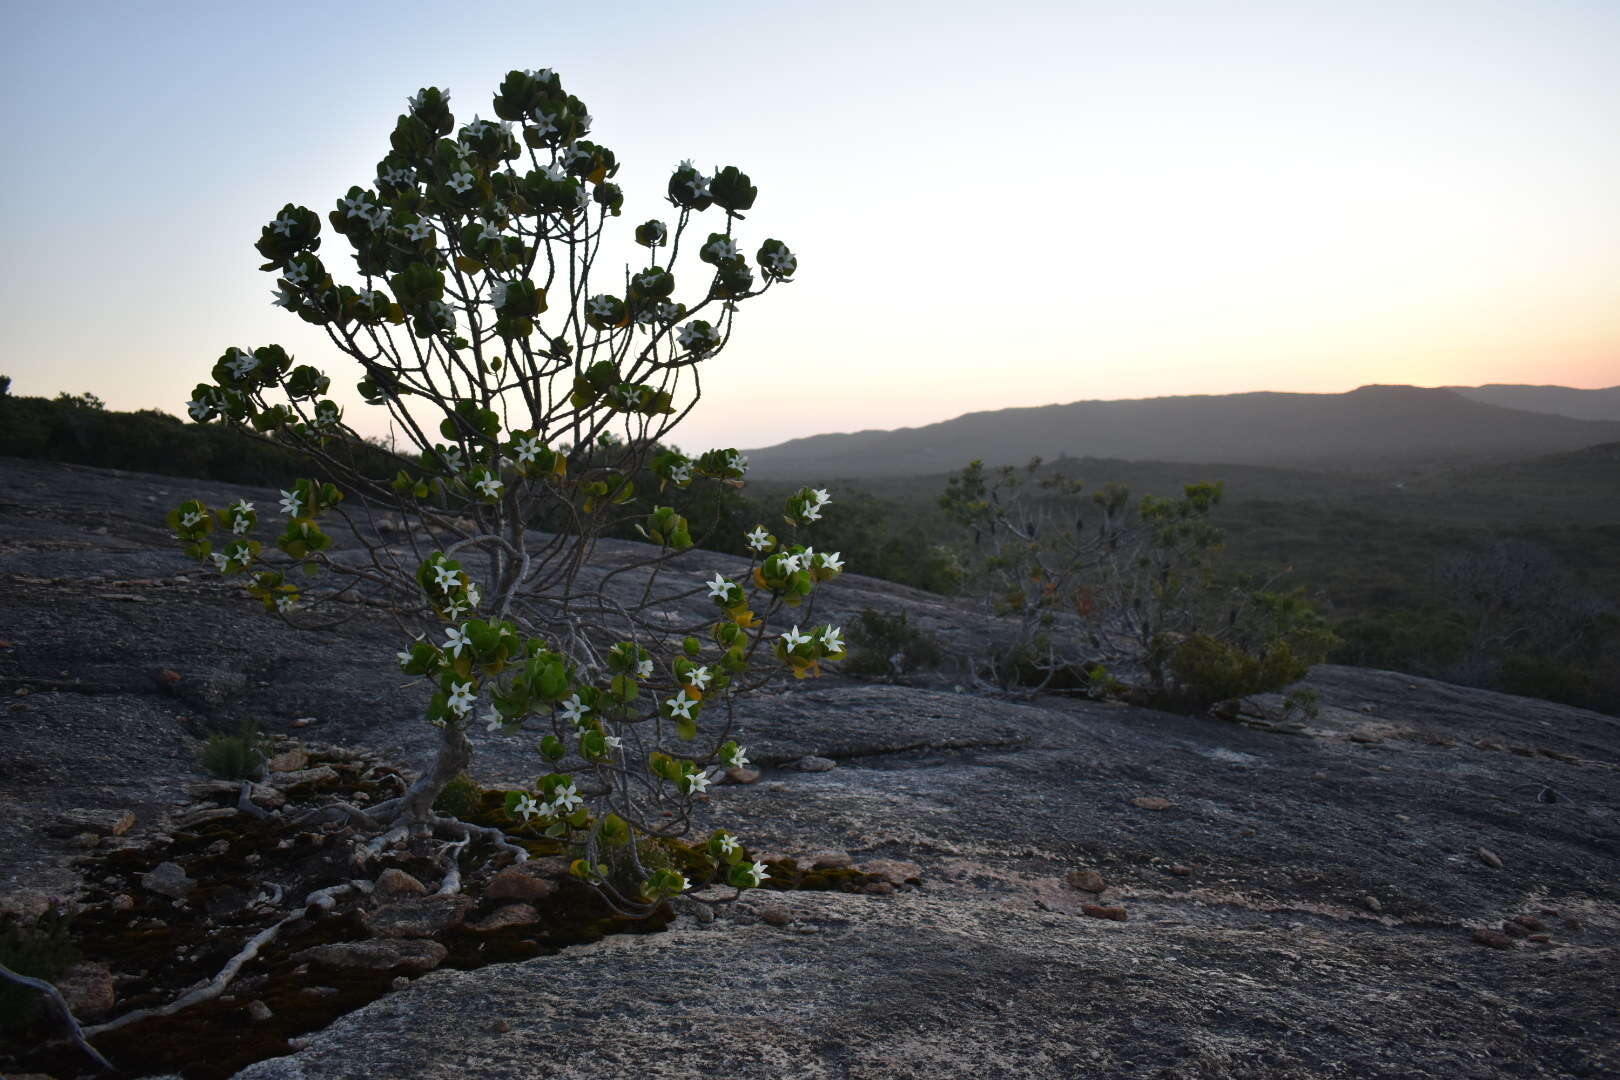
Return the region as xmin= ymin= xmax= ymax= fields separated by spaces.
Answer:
xmin=745 ymin=384 xmax=1620 ymax=480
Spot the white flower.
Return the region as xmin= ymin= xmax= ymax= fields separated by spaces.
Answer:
xmin=551 ymin=782 xmax=583 ymax=814
xmin=513 ymin=435 xmax=541 ymax=464
xmin=526 ymin=67 xmax=554 ymax=82
xmin=229 ymin=542 xmax=251 ymax=561
xmin=478 ymin=222 xmax=501 ymax=242
xmin=232 ymin=516 xmax=251 ymax=535
xmin=655 ymin=300 xmax=681 ymax=321
xmin=513 ymin=793 xmax=540 ymax=822
xmin=210 ymin=552 xmax=229 ymax=571
xmin=820 ymin=627 xmax=845 ymax=654
xmin=801 ymin=504 xmax=823 ymax=523
xmin=462 ymin=116 xmax=492 ymax=141
xmin=370 ymin=206 xmax=393 ymax=231
xmin=341 ymin=193 xmax=372 ymax=220
xmin=444 ymin=598 xmax=468 ymax=620
xmin=440 ymin=447 xmax=463 ymax=473
xmin=677 ymin=322 xmax=716 ymax=350
xmin=687 ymin=665 xmax=712 ymax=690
xmin=635 ymin=658 xmax=654 ymax=680
xmin=278 ymin=489 xmax=302 ymax=516
xmin=403 ymin=220 xmax=433 ymax=242
xmin=668 ymin=462 xmax=692 ymax=484
xmin=443 ymin=625 xmax=472 ymax=657
xmin=180 ymin=510 xmax=202 ymax=528
xmin=603 ymin=735 xmax=622 ymax=750
xmin=186 ymin=398 xmax=213 ymax=421
xmin=778 ymin=552 xmax=803 ymax=574
xmin=490 ymin=281 xmax=508 ymax=309
xmin=431 ymin=563 xmax=460 ymax=591
xmin=563 ymin=144 xmax=592 ymax=169
xmin=683 ymin=770 xmax=711 ymax=796
xmin=586 ymin=295 xmax=616 ymax=318
xmin=541 ymin=163 xmax=567 ymax=182
xmin=227 ymin=348 xmax=258 ymax=377
xmin=465 ymin=582 xmax=480 ymax=608
xmin=716 ymin=832 xmax=739 ymax=855
xmin=474 ymin=475 xmax=503 ymax=498
xmin=559 ymin=694 xmax=590 ymax=726
xmin=726 ymin=450 xmax=749 ymax=474
xmin=780 ymin=626 xmax=811 ymax=651
xmin=271 ymin=211 xmax=298 ymax=237
xmin=396 ymin=648 xmax=413 ymax=669
xmin=271 ymin=282 xmax=300 ymax=310
xmin=409 ymin=89 xmax=427 ymax=110
xmin=703 ymin=236 xmax=739 ymax=262
xmin=745 ymin=526 xmax=772 ymax=552
xmin=764 ymin=248 xmax=796 ymax=273
xmin=745 ymin=860 xmax=770 ymax=886
xmin=705 ymin=572 xmax=733 ymax=600
xmin=726 ymin=745 xmax=751 ymax=770
xmin=530 ymin=110 xmax=558 ymax=137
xmin=482 ymin=707 xmax=503 ymax=733
xmin=811 ymin=488 xmax=831 ymax=508
xmin=282 ymin=260 xmax=310 ymax=285
xmin=447 ymin=171 xmax=475 ymax=194
xmin=275 ymin=594 xmax=297 ymax=614
xmin=817 ymin=551 xmax=844 ymax=572
xmin=666 ymin=691 xmax=697 ymax=720
xmin=447 ymin=681 xmax=476 ymax=716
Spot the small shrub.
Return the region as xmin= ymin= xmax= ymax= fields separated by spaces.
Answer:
xmin=0 ymin=908 xmax=78 ymax=1030
xmin=844 ymin=608 xmax=943 ymax=677
xmin=200 ymin=719 xmax=268 ymax=780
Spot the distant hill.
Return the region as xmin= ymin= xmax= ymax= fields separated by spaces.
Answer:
xmin=1450 ymin=384 xmax=1620 ymax=422
xmin=745 ymin=385 xmax=1620 ymax=480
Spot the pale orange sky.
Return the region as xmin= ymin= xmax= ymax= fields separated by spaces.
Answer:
xmin=3 ymin=0 xmax=1617 ymax=451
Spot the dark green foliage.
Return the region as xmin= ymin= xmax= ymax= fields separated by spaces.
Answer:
xmin=431 ymin=772 xmax=485 ymax=821
xmin=0 ymin=393 xmax=399 ymax=487
xmin=201 ymin=719 xmax=268 ymax=780
xmin=844 ymin=608 xmax=943 ymax=677
xmin=0 ymin=908 xmax=78 ymax=1030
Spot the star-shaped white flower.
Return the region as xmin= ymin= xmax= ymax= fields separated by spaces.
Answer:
xmin=765 ymin=249 xmax=796 ymax=273
xmin=811 ymin=488 xmax=831 ymax=508
xmin=726 ymin=745 xmax=751 ymax=770
xmin=705 ymin=572 xmax=733 ymax=600
xmin=513 ymin=435 xmax=540 ymax=464
xmin=465 ymin=582 xmax=480 ymax=609
xmin=271 ymin=283 xmax=300 ymax=310
xmin=586 ymin=295 xmax=615 ymax=318
xmin=210 ymin=552 xmax=229 ymax=571
xmin=440 ymin=447 xmax=463 ymax=473
xmin=551 ymin=782 xmax=583 ymax=814
xmin=490 ymin=281 xmax=508 ymax=309
xmin=778 ymin=552 xmax=803 ymax=574
xmin=683 ymin=771 xmax=711 ymax=796
xmin=186 ymin=398 xmax=213 ymax=421
xmin=687 ymin=665 xmax=712 ymax=690
xmin=396 ymin=648 xmax=413 ymax=669
xmin=817 ymin=551 xmax=844 ymax=572
xmin=726 ymin=451 xmax=749 ymax=474
xmin=275 ymin=594 xmax=296 ymax=614
xmin=446 ymin=681 xmax=476 ymax=716
xmin=801 ymin=504 xmax=823 ymax=523
xmin=278 ymin=489 xmax=302 ymax=516
xmin=513 ymin=793 xmax=540 ymax=822
xmin=227 ymin=348 xmax=258 ymax=377
xmin=482 ymin=707 xmax=503 ymax=733
xmin=341 ymin=193 xmax=372 ymax=220
xmin=443 ymin=624 xmax=472 ymax=657
xmin=447 ymin=171 xmax=475 ymax=194
xmin=703 ymin=237 xmax=739 ymax=261
xmin=668 ymin=462 xmax=692 ymax=484
xmin=232 ymin=517 xmax=250 ymax=535
xmin=180 ymin=510 xmax=202 ymax=528
xmin=745 ymin=860 xmax=770 ymax=886
xmin=635 ymin=658 xmax=654 ymax=680
xmin=603 ymin=735 xmax=622 ymax=750
xmin=716 ymin=832 xmax=738 ymax=855
xmin=780 ymin=626 xmax=811 ymax=651
xmin=666 ymin=691 xmax=697 ymax=720
xmin=474 ymin=475 xmax=503 ymax=498
xmin=444 ymin=598 xmax=468 ymax=620
xmin=271 ymin=211 xmax=298 ymax=236
xmin=282 ymin=261 xmax=310 ymax=285
xmin=820 ymin=627 xmax=845 ymax=654
xmin=745 ymin=526 xmax=772 ymax=552
xmin=431 ymin=563 xmax=460 ymax=591
xmin=403 ymin=220 xmax=433 ymax=242
xmin=559 ymin=694 xmax=590 ymax=726
xmin=530 ymin=111 xmax=558 ymax=137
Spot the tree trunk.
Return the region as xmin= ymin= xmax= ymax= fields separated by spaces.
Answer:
xmin=397 ymin=722 xmax=472 ymax=825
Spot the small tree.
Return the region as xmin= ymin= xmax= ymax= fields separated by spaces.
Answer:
xmin=171 ymin=68 xmax=847 ymax=913
xmin=941 ymin=458 xmax=1333 ymax=706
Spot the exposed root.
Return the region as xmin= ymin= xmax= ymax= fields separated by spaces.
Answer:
xmin=0 ymin=959 xmax=116 ymax=1072
xmin=428 ymin=814 xmax=529 ymax=865
xmin=84 ymin=881 xmax=369 ymax=1038
xmin=433 ymin=837 xmax=470 ymax=896
xmin=237 ymin=780 xmax=271 ymax=820
xmin=366 ymin=824 xmax=411 ymax=855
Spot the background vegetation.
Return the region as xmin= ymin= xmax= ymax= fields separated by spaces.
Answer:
xmin=3 ymin=382 xmax=1615 ymax=714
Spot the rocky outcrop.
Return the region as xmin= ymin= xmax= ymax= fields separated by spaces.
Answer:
xmin=2 ymin=457 xmax=1617 ymax=1078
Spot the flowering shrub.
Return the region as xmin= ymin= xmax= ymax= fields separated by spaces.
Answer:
xmin=170 ymin=68 xmax=844 ymax=913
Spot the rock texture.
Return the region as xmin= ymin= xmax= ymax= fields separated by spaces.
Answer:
xmin=3 ymin=457 xmax=1619 ymax=1079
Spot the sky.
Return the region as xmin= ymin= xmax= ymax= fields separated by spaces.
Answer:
xmin=3 ymin=0 xmax=1617 ymax=451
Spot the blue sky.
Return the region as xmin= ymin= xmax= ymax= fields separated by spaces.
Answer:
xmin=3 ymin=0 xmax=1617 ymax=449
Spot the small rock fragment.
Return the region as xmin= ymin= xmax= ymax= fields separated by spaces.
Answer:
xmin=470 ymin=904 xmax=539 ymax=932
xmin=860 ymin=859 xmax=924 ymax=886
xmin=141 ymin=861 xmax=196 ymax=900
xmin=268 ymin=747 xmax=309 ymax=773
xmin=363 ymin=895 xmax=472 ymax=938
xmin=1081 ymin=904 xmax=1128 ymax=922
xmin=47 ymin=808 xmax=136 ymax=838
xmin=811 ymin=851 xmax=854 ymax=870
xmin=1364 ymin=896 xmax=1382 ymax=913
xmin=1500 ymin=921 xmax=1529 ymax=939
xmin=72 ymin=832 xmax=102 ymax=850
xmin=175 ymin=806 xmax=239 ymax=829
xmin=373 ymin=869 xmax=428 ymax=899
xmin=1066 ymin=869 xmax=1106 ymax=893
xmin=760 ymin=906 xmax=793 ymax=926
xmin=301 ymin=986 xmax=339 ymax=998
xmin=490 ymin=1019 xmax=512 ymax=1034
xmin=392 ymin=976 xmax=410 ymax=990
xmin=790 ymin=756 xmax=837 ymax=772
xmin=1131 ymin=797 xmax=1172 ymax=811
xmin=267 ymin=765 xmax=339 ymax=789
xmin=862 ymin=881 xmax=896 ymax=896
xmin=1471 ymin=928 xmax=1515 ymax=949
xmin=55 ymin=962 xmax=115 ymax=1018
xmin=1477 ymin=847 xmax=1504 ymax=869
xmin=295 ymin=939 xmax=449 ymax=972
xmin=290 ymin=717 xmax=315 ymax=728
xmin=1167 ymin=864 xmax=1192 ymax=877
xmin=1528 ymin=933 xmax=1552 ymax=944
xmin=725 ymin=766 xmax=762 ymax=784
xmin=486 ymin=866 xmax=558 ymax=902
xmin=111 ymin=893 xmax=135 ymax=911
xmin=1510 ymin=914 xmax=1547 ymax=933
xmin=247 ymin=1000 xmax=274 ymax=1021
